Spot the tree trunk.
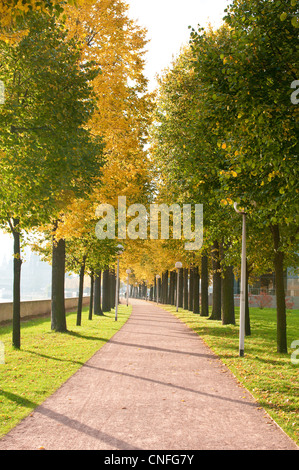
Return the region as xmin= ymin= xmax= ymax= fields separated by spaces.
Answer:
xmin=170 ymin=271 xmax=175 ymax=305
xmin=193 ymin=266 xmax=200 ymax=314
xmin=51 ymin=229 xmax=67 ymax=332
xmin=110 ymin=269 xmax=116 ymax=308
xmin=245 ymin=260 xmax=251 ymax=336
xmin=201 ymin=255 xmax=209 ymax=317
xmin=178 ymin=268 xmax=184 ymax=308
xmin=76 ymin=255 xmax=86 ymax=326
xmin=161 ymin=272 xmax=166 ymax=304
xmin=89 ymin=271 xmax=94 ymax=320
xmin=164 ymin=271 xmax=169 ymax=304
xmin=94 ymin=270 xmax=103 ymax=316
xmin=157 ymin=276 xmax=162 ymax=303
xmin=183 ymin=268 xmax=188 ymax=310
xmin=102 ymin=269 xmax=110 ymax=312
xmin=222 ymin=264 xmax=235 ymax=325
xmin=11 ymin=218 xmax=22 ymax=349
xmin=150 ymin=286 xmax=153 ymax=301
xmin=167 ymin=272 xmax=171 ymax=304
xmin=210 ymin=241 xmax=221 ymax=320
xmin=188 ymin=266 xmax=194 ymax=311
xmin=272 ymin=224 xmax=287 ymax=353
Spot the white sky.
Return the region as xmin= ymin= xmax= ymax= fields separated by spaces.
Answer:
xmin=0 ymin=0 xmax=230 ymax=261
xmin=127 ymin=0 xmax=230 ymax=89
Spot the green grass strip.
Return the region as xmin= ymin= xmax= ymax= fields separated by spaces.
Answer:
xmin=0 ymin=304 xmax=132 ymax=438
xmin=161 ymin=305 xmax=299 ymax=446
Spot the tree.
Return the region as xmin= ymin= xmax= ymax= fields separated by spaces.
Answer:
xmin=150 ymin=1 xmax=298 ymax=354
xmin=0 ymin=12 xmax=103 ymax=345
xmin=64 ymin=0 xmax=154 ymax=209
xmin=43 ymin=0 xmax=155 ymax=321
xmin=0 ymin=0 xmax=72 ymax=29
xmin=189 ymin=0 xmax=298 ymax=351
xmin=201 ymin=254 xmax=209 ymax=317
xmin=150 ymin=42 xmax=238 ymax=323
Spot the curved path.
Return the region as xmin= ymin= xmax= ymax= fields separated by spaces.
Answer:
xmin=0 ymin=300 xmax=297 ymax=450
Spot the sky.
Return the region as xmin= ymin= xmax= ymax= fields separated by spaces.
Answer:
xmin=127 ymin=0 xmax=230 ymax=90
xmin=0 ymin=0 xmax=230 ymax=262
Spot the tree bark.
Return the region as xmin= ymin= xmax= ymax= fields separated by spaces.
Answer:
xmin=245 ymin=260 xmax=251 ymax=336
xmin=164 ymin=271 xmax=169 ymax=304
xmin=51 ymin=228 xmax=67 ymax=332
xmin=102 ymin=269 xmax=110 ymax=312
xmin=11 ymin=218 xmax=22 ymax=349
xmin=222 ymin=264 xmax=235 ymax=325
xmin=170 ymin=271 xmax=175 ymax=305
xmin=76 ymin=255 xmax=86 ymax=326
xmin=183 ymin=268 xmax=188 ymax=310
xmin=178 ymin=268 xmax=184 ymax=308
xmin=158 ymin=276 xmax=162 ymax=303
xmin=168 ymin=271 xmax=172 ymax=304
xmin=193 ymin=266 xmax=200 ymax=314
xmin=110 ymin=270 xmax=116 ymax=308
xmin=161 ymin=271 xmax=166 ymax=304
xmin=150 ymin=286 xmax=153 ymax=301
xmin=272 ymin=224 xmax=287 ymax=353
xmin=89 ymin=271 xmax=94 ymax=320
xmin=188 ymin=266 xmax=194 ymax=311
xmin=209 ymin=241 xmax=221 ymax=320
xmin=94 ymin=270 xmax=103 ymax=316
xmin=201 ymin=255 xmax=209 ymax=317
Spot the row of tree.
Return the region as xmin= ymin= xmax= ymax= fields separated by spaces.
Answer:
xmin=0 ymin=0 xmax=153 ymax=348
xmin=0 ymin=0 xmax=297 ymax=357
xmin=147 ymin=0 xmax=298 ymax=353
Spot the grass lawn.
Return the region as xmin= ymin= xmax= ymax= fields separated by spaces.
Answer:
xmin=0 ymin=304 xmax=132 ymax=438
xmin=161 ymin=304 xmax=299 ymax=446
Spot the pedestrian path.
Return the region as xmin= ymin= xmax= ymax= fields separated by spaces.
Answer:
xmin=0 ymin=300 xmax=297 ymax=450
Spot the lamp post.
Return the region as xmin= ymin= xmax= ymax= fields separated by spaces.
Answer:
xmin=234 ymin=203 xmax=246 ymax=357
xmin=115 ymin=244 xmax=124 ymax=321
xmin=175 ymin=262 xmax=183 ymax=312
xmin=156 ymin=275 xmax=161 ymax=305
xmin=126 ymin=269 xmax=131 ymax=307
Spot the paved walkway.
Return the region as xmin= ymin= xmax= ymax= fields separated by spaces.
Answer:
xmin=0 ymin=300 xmax=297 ymax=450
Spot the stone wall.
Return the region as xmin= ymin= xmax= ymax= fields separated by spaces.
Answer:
xmin=0 ymin=297 xmax=90 ymax=324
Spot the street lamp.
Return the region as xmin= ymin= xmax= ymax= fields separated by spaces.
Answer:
xmin=156 ymin=275 xmax=161 ymax=305
xmin=115 ymin=244 xmax=124 ymax=321
xmin=175 ymin=262 xmax=183 ymax=312
xmin=234 ymin=202 xmax=246 ymax=357
xmin=126 ymin=269 xmax=131 ymax=307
